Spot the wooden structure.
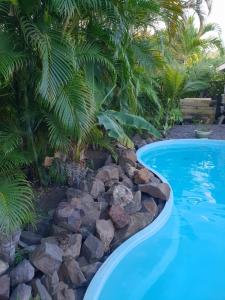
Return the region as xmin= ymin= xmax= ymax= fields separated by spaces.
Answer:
xmin=180 ymin=98 xmax=216 ymax=123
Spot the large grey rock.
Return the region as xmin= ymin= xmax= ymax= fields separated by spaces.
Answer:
xmin=53 ymin=282 xmax=75 ymax=300
xmin=124 ymin=190 xmax=142 ymax=214
xmin=139 ymin=182 xmax=170 ymax=201
xmin=54 ymin=202 xmax=81 ymax=233
xmin=96 ymin=219 xmax=115 ymax=250
xmin=0 ymin=275 xmax=10 ymax=299
xmin=69 ymin=190 xmax=100 ymax=231
xmin=34 ymin=278 xmax=52 ymax=300
xmin=122 ymin=163 xmax=137 ymax=178
xmin=60 ymin=234 xmax=82 ymax=259
xmin=0 ymin=259 xmax=9 ymax=276
xmin=59 ymin=259 xmax=86 ymax=288
xmin=111 ymin=184 xmax=133 ymax=208
xmin=10 ymin=259 xmax=34 ymax=287
xmin=90 ymin=179 xmax=105 ymax=199
xmin=42 ymin=271 xmax=59 ymax=296
xmin=81 ymin=262 xmax=102 ymax=282
xmin=109 ymin=205 xmax=130 ymax=229
xmin=82 ymin=234 xmax=104 ymax=262
xmin=96 ymin=165 xmax=119 ymax=183
xmin=20 ymin=231 xmax=42 ymax=245
xmin=10 ymin=284 xmax=32 ymax=300
xmin=31 ymin=242 xmax=63 ymax=275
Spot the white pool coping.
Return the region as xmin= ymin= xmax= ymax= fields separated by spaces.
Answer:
xmin=84 ymin=140 xmax=174 ymax=300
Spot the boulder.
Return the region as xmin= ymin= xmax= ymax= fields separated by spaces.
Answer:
xmin=132 ymin=134 xmax=147 ymax=148
xmin=53 ymin=282 xmax=75 ymax=300
xmin=42 ymin=271 xmax=59 ymax=296
xmin=54 ymin=202 xmax=81 ymax=233
xmin=122 ymin=163 xmax=137 ymax=178
xmin=96 ymin=165 xmax=119 ymax=183
xmin=10 ymin=284 xmax=32 ymax=300
xmin=81 ymin=262 xmax=102 ymax=282
xmin=143 ymin=198 xmax=158 ymax=219
xmin=34 ymin=278 xmax=52 ymax=300
xmin=20 ymin=231 xmax=42 ymax=245
xmin=119 ymin=149 xmax=137 ymax=167
xmin=120 ymin=175 xmax=133 ymax=189
xmin=0 ymin=260 xmax=9 ymax=276
xmin=10 ymin=259 xmax=34 ymax=287
xmin=59 ymin=259 xmax=86 ymax=288
xmin=109 ymin=205 xmax=130 ymax=229
xmin=134 ymin=168 xmax=154 ymax=184
xmin=0 ymin=274 xmax=10 ymax=300
xmin=60 ymin=234 xmax=82 ymax=259
xmin=111 ymin=184 xmax=133 ymax=208
xmin=124 ymin=190 xmax=142 ymax=214
xmin=125 ymin=212 xmax=151 ymax=239
xmin=139 ymin=182 xmax=170 ymax=201
xmin=31 ymin=241 xmax=63 ymax=275
xmin=96 ymin=220 xmax=115 ymax=250
xmin=90 ymin=179 xmax=105 ymax=199
xmin=69 ymin=190 xmax=100 ymax=231
xmin=82 ymin=234 xmax=105 ymax=262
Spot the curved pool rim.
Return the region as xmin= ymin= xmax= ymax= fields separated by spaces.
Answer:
xmin=84 ymin=138 xmax=225 ymax=300
xmin=84 ymin=140 xmax=174 ymax=300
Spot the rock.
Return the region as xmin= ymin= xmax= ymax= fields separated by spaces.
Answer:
xmin=0 ymin=275 xmax=10 ymax=300
xmin=90 ymin=179 xmax=105 ymax=199
xmin=104 ymin=179 xmax=119 ymax=189
xmin=123 ymin=163 xmax=137 ymax=178
xmin=109 ymin=205 xmax=130 ymax=229
xmin=59 ymin=234 xmax=82 ymax=259
xmin=124 ymin=190 xmax=142 ymax=214
xmin=10 ymin=283 xmax=32 ymax=300
xmin=53 ymin=282 xmax=75 ymax=300
xmin=82 ymin=234 xmax=105 ymax=262
xmin=0 ymin=231 xmax=21 ymax=263
xmin=77 ymin=256 xmax=88 ymax=267
xmin=20 ymin=231 xmax=42 ymax=245
xmin=96 ymin=220 xmax=115 ymax=250
xmin=42 ymin=271 xmax=59 ymax=296
xmin=120 ymin=149 xmax=137 ymax=167
xmin=143 ymin=198 xmax=158 ymax=219
xmin=59 ymin=259 xmax=86 ymax=288
xmin=0 ymin=260 xmax=9 ymax=276
xmin=111 ymin=184 xmax=133 ymax=208
xmin=81 ymin=262 xmax=102 ymax=282
xmin=96 ymin=165 xmax=119 ymax=183
xmin=134 ymin=168 xmax=154 ymax=184
xmin=139 ymin=182 xmax=170 ymax=201
xmin=10 ymin=259 xmax=35 ymax=287
xmin=120 ymin=175 xmax=133 ymax=189
xmin=34 ymin=278 xmax=52 ymax=300
xmin=31 ymin=241 xmax=63 ymax=275
xmin=132 ymin=134 xmax=147 ymax=148
xmin=54 ymin=202 xmax=82 ymax=233
xmin=125 ymin=212 xmax=151 ymax=239
xmin=69 ymin=190 xmax=100 ymax=231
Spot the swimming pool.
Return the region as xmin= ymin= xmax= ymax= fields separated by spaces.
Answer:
xmin=84 ymin=139 xmax=225 ymax=300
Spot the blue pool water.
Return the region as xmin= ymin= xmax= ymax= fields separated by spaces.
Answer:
xmin=84 ymin=140 xmax=225 ymax=300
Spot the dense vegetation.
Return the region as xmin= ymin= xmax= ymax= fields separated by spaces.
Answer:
xmin=0 ymin=0 xmax=224 ymax=236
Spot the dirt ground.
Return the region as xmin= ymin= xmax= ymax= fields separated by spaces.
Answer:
xmin=166 ymin=125 xmax=225 ymax=140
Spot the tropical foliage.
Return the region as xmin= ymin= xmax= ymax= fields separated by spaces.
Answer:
xmin=0 ymin=0 xmax=224 ymax=235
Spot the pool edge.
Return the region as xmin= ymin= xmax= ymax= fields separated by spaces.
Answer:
xmin=83 ymin=141 xmax=174 ymax=300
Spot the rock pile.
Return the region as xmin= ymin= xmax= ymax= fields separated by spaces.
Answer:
xmin=0 ymin=145 xmax=170 ymax=300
